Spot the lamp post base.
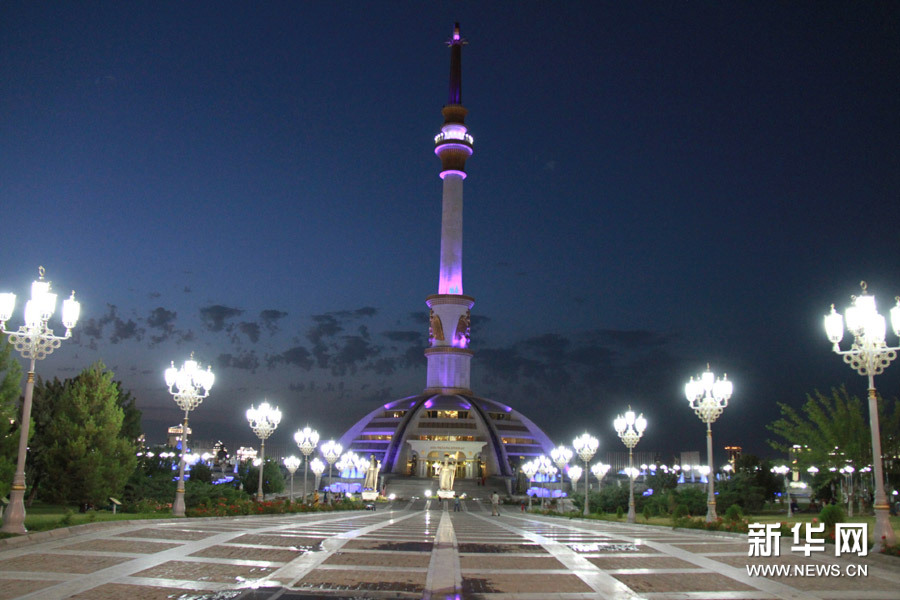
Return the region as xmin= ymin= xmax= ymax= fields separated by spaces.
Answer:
xmin=1 ymin=487 xmax=27 ymax=535
xmin=706 ymin=501 xmax=717 ymax=523
xmin=173 ymin=489 xmax=186 ymax=517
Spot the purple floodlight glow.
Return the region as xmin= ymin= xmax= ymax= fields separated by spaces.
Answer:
xmin=409 ymin=400 xmax=417 ymax=408
xmin=439 ymin=272 xmax=463 ymax=295
xmin=439 ymin=169 xmax=468 ymax=180
xmin=452 ymin=333 xmax=468 ymax=348
xmin=434 ymin=143 xmax=473 ymax=157
xmin=459 ymin=401 xmax=471 ymax=409
xmin=424 ymin=398 xmax=434 ymax=409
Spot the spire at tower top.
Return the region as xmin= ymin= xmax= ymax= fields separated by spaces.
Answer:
xmin=447 ymin=22 xmax=465 ymax=106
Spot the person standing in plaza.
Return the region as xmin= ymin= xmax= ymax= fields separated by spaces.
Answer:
xmin=490 ymin=491 xmax=500 ymax=516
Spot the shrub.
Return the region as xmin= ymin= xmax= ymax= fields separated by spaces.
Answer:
xmin=724 ymin=504 xmax=743 ymax=522
xmin=615 ymin=506 xmax=624 ymax=520
xmin=672 ymin=504 xmax=688 ymax=523
xmin=819 ymin=504 xmax=846 ymax=533
xmin=642 ymin=504 xmax=653 ymax=522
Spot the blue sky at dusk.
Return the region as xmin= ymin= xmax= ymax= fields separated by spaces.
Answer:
xmin=1 ymin=3 xmax=899 ymax=462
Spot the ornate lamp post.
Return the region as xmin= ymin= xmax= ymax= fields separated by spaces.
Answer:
xmin=284 ymin=455 xmax=301 ymax=502
xmin=825 ymin=282 xmax=900 ymax=550
xmin=536 ymin=455 xmax=553 ymax=508
xmin=771 ymin=464 xmax=792 ymax=517
xmin=590 ymin=462 xmax=611 ymax=493
xmin=320 ymin=440 xmax=342 ymax=489
xmin=247 ymin=401 xmax=281 ymax=501
xmin=521 ymin=459 xmax=537 ymax=510
xmin=294 ymin=426 xmax=319 ymax=503
xmin=0 ymin=268 xmax=80 ymax=534
xmin=567 ymin=465 xmax=582 ymax=505
xmin=573 ymin=433 xmax=599 ymax=516
xmin=551 ymin=444 xmax=573 ymax=494
xmin=685 ymin=366 xmax=732 ymax=522
xmin=841 ymin=465 xmax=856 ymax=516
xmin=614 ymin=407 xmax=647 ymax=523
xmin=164 ymin=356 xmax=214 ymax=517
xmin=310 ymin=457 xmax=325 ymax=493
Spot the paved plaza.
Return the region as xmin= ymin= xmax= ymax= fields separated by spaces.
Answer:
xmin=0 ymin=500 xmax=897 ymax=600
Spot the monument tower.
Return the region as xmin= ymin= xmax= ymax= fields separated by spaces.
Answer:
xmin=426 ymin=22 xmax=475 ymax=395
xmin=339 ymin=25 xmax=552 ymax=486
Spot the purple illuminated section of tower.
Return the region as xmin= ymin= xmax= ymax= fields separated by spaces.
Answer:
xmin=438 ymin=171 xmax=464 ymax=295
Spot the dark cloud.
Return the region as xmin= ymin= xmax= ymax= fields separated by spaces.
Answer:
xmin=148 ymin=291 xmax=161 ymax=299
xmin=383 ymin=330 xmax=421 ymax=343
xmin=217 ymin=351 xmax=260 ymax=373
xmin=330 ymin=307 xmax=377 ymax=319
xmin=593 ymin=329 xmax=674 ymax=349
xmin=260 ymin=309 xmax=288 ymax=335
xmin=470 ymin=315 xmax=491 ymax=329
xmin=147 ymin=307 xmax=177 ymax=330
xmin=330 ymin=335 xmax=376 ymax=376
xmin=146 ymin=306 xmax=178 ymax=345
xmin=366 ymin=357 xmax=398 ymax=376
xmin=80 ymin=304 xmax=144 ymax=345
xmin=477 ymin=328 xmax=675 ymax=392
xmin=200 ymin=305 xmax=243 ymax=332
xmin=237 ymin=322 xmax=261 ymax=343
xmin=308 ymin=314 xmax=342 ymax=344
xmin=267 ymin=346 xmax=314 ymax=370
xmin=183 ymin=286 xmax=192 ymax=293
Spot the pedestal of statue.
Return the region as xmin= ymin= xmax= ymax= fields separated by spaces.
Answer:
xmin=437 ymin=489 xmax=456 ymax=499
xmin=361 ymin=491 xmax=378 ymax=501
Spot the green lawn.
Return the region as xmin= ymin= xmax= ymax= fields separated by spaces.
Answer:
xmin=0 ymin=504 xmax=171 ymax=539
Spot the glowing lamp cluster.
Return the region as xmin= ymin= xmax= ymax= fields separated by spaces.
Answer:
xmin=165 ymin=358 xmax=215 ymax=412
xmin=825 ymin=283 xmax=900 ymax=375
xmin=247 ymin=402 xmax=282 ymax=440
xmin=551 ymin=445 xmax=573 ymax=471
xmin=613 ymin=409 xmax=647 ymax=449
xmin=685 ymin=368 xmax=732 ymax=424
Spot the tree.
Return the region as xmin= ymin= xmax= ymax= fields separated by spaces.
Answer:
xmin=768 ymin=387 xmax=878 ymax=470
xmin=239 ymin=459 xmax=285 ymax=496
xmin=0 ymin=342 xmax=22 ymax=498
xmin=114 ymin=381 xmax=143 ymax=443
xmin=32 ymin=362 xmax=138 ymax=506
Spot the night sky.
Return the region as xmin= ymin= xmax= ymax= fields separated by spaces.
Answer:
xmin=2 ymin=3 xmax=899 ymax=463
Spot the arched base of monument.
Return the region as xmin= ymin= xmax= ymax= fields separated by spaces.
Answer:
xmin=436 ymin=489 xmax=456 ymax=499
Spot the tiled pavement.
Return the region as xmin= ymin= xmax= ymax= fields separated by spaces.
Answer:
xmin=0 ymin=500 xmax=897 ymax=599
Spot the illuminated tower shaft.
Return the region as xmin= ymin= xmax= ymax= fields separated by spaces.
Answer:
xmin=425 ymin=23 xmax=475 ymax=394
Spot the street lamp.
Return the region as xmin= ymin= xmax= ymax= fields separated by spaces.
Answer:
xmin=590 ymin=462 xmax=611 ymax=493
xmin=685 ymin=366 xmax=733 ymax=522
xmin=551 ymin=444 xmax=573 ymax=495
xmin=164 ymin=356 xmax=214 ymax=517
xmin=536 ymin=455 xmax=553 ymax=508
xmin=614 ymin=407 xmax=647 ymax=523
xmin=771 ymin=464 xmax=792 ymax=517
xmin=825 ymin=282 xmax=900 ymax=550
xmin=294 ymin=426 xmax=319 ymax=503
xmin=0 ymin=267 xmax=80 ymax=534
xmin=310 ymin=457 xmax=325 ymax=493
xmin=284 ymin=455 xmax=301 ymax=502
xmin=841 ymin=465 xmax=856 ymax=517
xmin=572 ymin=433 xmax=599 ymax=516
xmin=567 ymin=464 xmax=582 ymax=502
xmin=521 ymin=459 xmax=537 ymax=510
xmin=247 ymin=401 xmax=281 ymax=501
xmin=320 ymin=440 xmax=342 ymax=489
